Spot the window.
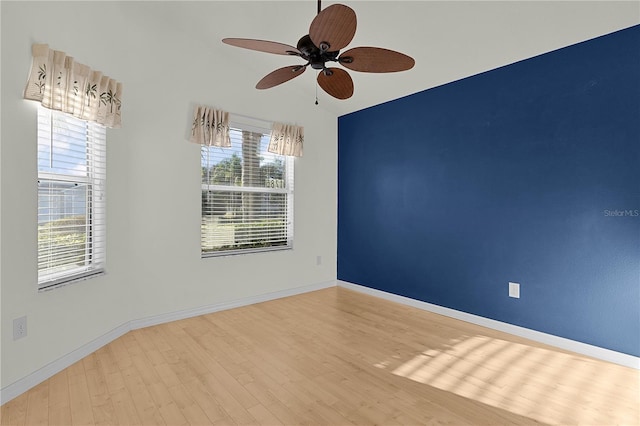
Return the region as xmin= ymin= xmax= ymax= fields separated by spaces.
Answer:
xmin=201 ymin=120 xmax=294 ymax=256
xmin=37 ymin=106 xmax=106 ymax=290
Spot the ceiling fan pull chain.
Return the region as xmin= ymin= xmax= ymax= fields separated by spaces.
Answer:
xmin=317 ymin=0 xmax=321 ymax=15
xmin=315 ymin=71 xmax=319 ymax=105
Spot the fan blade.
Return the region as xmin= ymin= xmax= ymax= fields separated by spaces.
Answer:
xmin=309 ymin=4 xmax=357 ymax=52
xmin=256 ymin=65 xmax=306 ymax=90
xmin=339 ymin=47 xmax=415 ymax=73
xmin=222 ymin=38 xmax=300 ymax=56
xmin=317 ymin=68 xmax=354 ymax=100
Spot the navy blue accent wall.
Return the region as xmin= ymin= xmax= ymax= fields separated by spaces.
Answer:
xmin=338 ymin=26 xmax=640 ymax=356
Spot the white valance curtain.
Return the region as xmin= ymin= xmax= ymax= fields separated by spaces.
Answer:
xmin=24 ymin=44 xmax=123 ymax=128
xmin=190 ymin=105 xmax=231 ymax=147
xmin=268 ymin=122 xmax=304 ymax=157
xmin=189 ymin=107 xmax=302 ymax=156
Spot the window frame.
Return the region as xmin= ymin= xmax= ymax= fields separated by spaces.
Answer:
xmin=37 ymin=106 xmax=106 ymax=291
xmin=200 ymin=119 xmax=294 ymax=257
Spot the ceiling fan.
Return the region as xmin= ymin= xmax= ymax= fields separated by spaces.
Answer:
xmin=222 ymin=0 xmax=415 ymax=101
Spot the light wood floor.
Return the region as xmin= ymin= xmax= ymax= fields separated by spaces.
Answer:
xmin=2 ymin=287 xmax=638 ymax=425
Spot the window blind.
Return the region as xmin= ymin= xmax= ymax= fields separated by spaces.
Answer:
xmin=201 ymin=121 xmax=294 ymax=255
xmin=37 ymin=106 xmax=106 ymax=289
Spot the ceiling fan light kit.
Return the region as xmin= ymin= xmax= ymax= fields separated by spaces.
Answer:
xmin=222 ymin=1 xmax=415 ymax=101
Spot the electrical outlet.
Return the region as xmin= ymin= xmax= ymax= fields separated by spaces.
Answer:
xmin=509 ymin=282 xmax=520 ymax=298
xmin=13 ymin=316 xmax=27 ymax=340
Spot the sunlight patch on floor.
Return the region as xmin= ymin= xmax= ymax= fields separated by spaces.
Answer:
xmin=386 ymin=335 xmax=639 ymax=425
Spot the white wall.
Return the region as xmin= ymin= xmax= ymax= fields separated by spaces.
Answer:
xmin=1 ymin=1 xmax=337 ymax=391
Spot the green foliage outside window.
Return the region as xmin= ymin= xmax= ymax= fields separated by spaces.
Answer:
xmin=38 ymin=215 xmax=87 ymax=272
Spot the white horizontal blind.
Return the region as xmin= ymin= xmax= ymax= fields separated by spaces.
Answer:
xmin=37 ymin=106 xmax=106 ymax=289
xmin=201 ymin=121 xmax=294 ymax=255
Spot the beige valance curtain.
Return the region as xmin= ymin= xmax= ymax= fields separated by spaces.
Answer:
xmin=23 ymin=44 xmax=123 ymax=128
xmin=190 ymin=105 xmax=231 ymax=147
xmin=268 ymin=122 xmax=304 ymax=157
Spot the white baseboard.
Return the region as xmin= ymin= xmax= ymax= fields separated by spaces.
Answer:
xmin=338 ymin=280 xmax=639 ymax=370
xmin=0 ymin=280 xmax=335 ymax=405
xmin=129 ymin=280 xmax=335 ymax=330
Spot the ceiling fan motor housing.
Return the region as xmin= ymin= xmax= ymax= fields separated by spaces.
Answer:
xmin=297 ymin=35 xmax=339 ymax=70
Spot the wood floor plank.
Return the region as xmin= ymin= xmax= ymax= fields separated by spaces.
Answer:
xmin=146 ymin=382 xmax=189 ymax=426
xmin=179 ymin=376 xmax=236 ymax=424
xmin=166 ymin=320 xmax=262 ymax=412
xmin=98 ymin=351 xmax=142 ymax=426
xmin=247 ymin=403 xmax=284 ymax=426
xmin=165 ymin=383 xmax=213 ymax=426
xmin=47 ymin=371 xmax=72 ymax=426
xmin=198 ymin=373 xmax=258 ymax=425
xmin=242 ymin=381 xmax=293 ymax=420
xmin=119 ymin=365 xmax=165 ymax=425
xmin=1 ymin=393 xmax=28 ymax=426
xmin=2 ymin=287 xmax=638 ymax=426
xmin=235 ymin=359 xmax=332 ymax=425
xmin=100 ymin=369 xmax=139 ymax=425
xmin=24 ymin=381 xmax=48 ymax=426
xmin=84 ymin=361 xmax=118 ymax=426
xmin=67 ymin=367 xmax=96 ymax=425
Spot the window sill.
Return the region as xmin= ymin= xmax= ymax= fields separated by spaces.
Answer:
xmin=38 ymin=269 xmax=106 ymax=292
xmin=202 ymin=245 xmax=292 ymax=259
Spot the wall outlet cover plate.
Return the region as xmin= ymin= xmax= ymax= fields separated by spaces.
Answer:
xmin=509 ymin=282 xmax=520 ymax=298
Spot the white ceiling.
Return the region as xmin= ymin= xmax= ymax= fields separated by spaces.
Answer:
xmin=161 ymin=1 xmax=639 ymax=117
